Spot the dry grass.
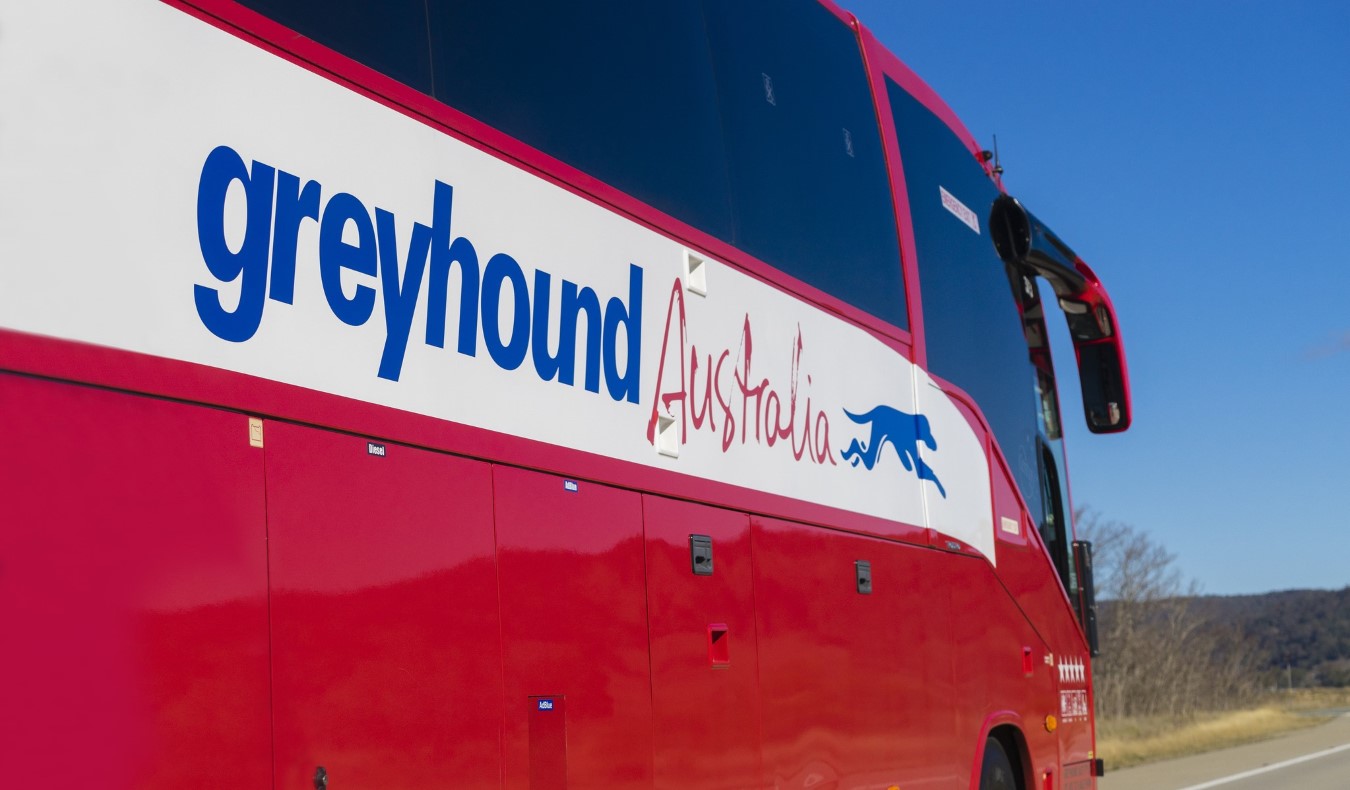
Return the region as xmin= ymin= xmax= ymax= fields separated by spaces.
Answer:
xmin=1276 ymin=686 xmax=1350 ymax=712
xmin=1097 ymin=689 xmax=1350 ymax=770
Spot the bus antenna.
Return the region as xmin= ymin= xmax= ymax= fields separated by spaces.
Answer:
xmin=980 ymin=136 xmax=1005 ymax=177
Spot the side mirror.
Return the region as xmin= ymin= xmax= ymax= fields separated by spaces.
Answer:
xmin=1076 ymin=334 xmax=1130 ymax=433
xmin=991 ymin=196 xmax=1132 ymax=433
xmin=1072 ymin=540 xmax=1100 ymax=657
xmin=1059 ymin=260 xmax=1131 ymax=433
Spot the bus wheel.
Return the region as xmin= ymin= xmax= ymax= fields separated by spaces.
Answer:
xmin=979 ymin=736 xmax=1019 ymax=790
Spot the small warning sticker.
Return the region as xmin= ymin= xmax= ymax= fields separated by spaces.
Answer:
xmin=940 ymin=186 xmax=980 ymax=234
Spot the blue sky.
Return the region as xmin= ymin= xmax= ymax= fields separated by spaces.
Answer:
xmin=846 ymin=1 xmax=1350 ymax=595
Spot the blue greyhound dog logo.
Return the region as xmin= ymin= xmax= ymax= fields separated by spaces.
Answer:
xmin=840 ymin=405 xmax=946 ymax=498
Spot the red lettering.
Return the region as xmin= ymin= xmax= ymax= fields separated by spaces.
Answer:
xmin=644 ymin=281 xmax=833 ymax=465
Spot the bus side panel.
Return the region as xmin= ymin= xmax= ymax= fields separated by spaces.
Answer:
xmin=492 ymin=466 xmax=653 ymax=789
xmin=0 ymin=374 xmax=271 ymax=789
xmin=265 ymin=422 xmax=502 ymax=788
xmin=751 ymin=516 xmax=953 ymax=789
xmin=944 ymin=551 xmax=1060 ymax=787
xmin=644 ymin=495 xmax=763 ymax=788
xmin=990 ymin=456 xmax=1096 ymax=771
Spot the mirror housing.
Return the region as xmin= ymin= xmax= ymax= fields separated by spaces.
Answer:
xmin=991 ymin=196 xmax=1132 ymax=433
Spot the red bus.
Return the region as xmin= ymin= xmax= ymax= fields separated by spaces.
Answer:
xmin=0 ymin=1 xmax=1130 ymax=788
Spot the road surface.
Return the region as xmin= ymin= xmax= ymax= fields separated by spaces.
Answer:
xmin=1099 ymin=712 xmax=1350 ymax=790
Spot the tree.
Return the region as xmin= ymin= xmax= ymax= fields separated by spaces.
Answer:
xmin=1076 ymin=508 xmax=1261 ymax=718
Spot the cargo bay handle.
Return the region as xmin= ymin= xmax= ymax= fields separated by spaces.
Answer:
xmin=991 ymin=195 xmax=1132 ymax=434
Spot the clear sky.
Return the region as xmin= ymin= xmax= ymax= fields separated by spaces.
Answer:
xmin=845 ymin=1 xmax=1350 ymax=595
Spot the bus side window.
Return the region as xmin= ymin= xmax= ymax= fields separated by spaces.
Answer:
xmin=239 ymin=0 xmax=911 ymax=334
xmin=234 ymin=0 xmax=434 ymax=93
xmin=701 ymin=0 xmax=908 ymax=330
xmin=428 ymin=1 xmax=734 ymax=243
xmin=886 ymin=78 xmax=1044 ymax=521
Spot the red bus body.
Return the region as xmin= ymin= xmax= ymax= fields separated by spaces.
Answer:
xmin=0 ymin=1 xmax=1125 ymax=788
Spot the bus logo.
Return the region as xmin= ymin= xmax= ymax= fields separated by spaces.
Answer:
xmin=840 ymin=405 xmax=946 ymax=497
xmin=193 ymin=145 xmax=643 ymax=399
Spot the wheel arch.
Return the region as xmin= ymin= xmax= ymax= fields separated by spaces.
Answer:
xmin=970 ymin=711 xmax=1035 ymax=790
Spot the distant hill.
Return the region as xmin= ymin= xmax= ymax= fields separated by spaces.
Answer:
xmin=1190 ymin=587 xmax=1350 ymax=687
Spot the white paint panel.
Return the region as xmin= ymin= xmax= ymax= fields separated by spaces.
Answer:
xmin=0 ymin=0 xmax=994 ymax=558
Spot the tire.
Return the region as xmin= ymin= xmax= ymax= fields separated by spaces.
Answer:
xmin=979 ymin=736 xmax=1019 ymax=790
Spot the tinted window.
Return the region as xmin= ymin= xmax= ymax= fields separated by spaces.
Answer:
xmin=242 ymin=1 xmax=906 ymax=329
xmin=887 ymin=79 xmax=1042 ymax=512
xmin=235 ymin=0 xmax=433 ymax=93
xmin=702 ymin=0 xmax=907 ymax=329
xmin=428 ymin=1 xmax=733 ymax=241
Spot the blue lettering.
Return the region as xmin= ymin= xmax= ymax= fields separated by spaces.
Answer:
xmin=530 ymin=270 xmax=567 ymax=383
xmin=604 ymin=265 xmax=643 ymax=403
xmin=375 ymin=206 xmax=432 ymax=381
xmin=195 ymin=145 xmax=274 ymax=342
xmin=269 ymin=170 xmax=321 ymax=305
xmin=319 ymin=192 xmax=377 ymax=326
xmin=481 ymin=253 xmax=530 ymax=371
xmin=531 ymin=275 xmax=602 ymax=390
xmin=563 ymin=280 xmax=603 ymax=392
xmin=194 ymin=147 xmax=644 ymax=401
xmin=425 ymin=184 xmax=480 ymax=357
